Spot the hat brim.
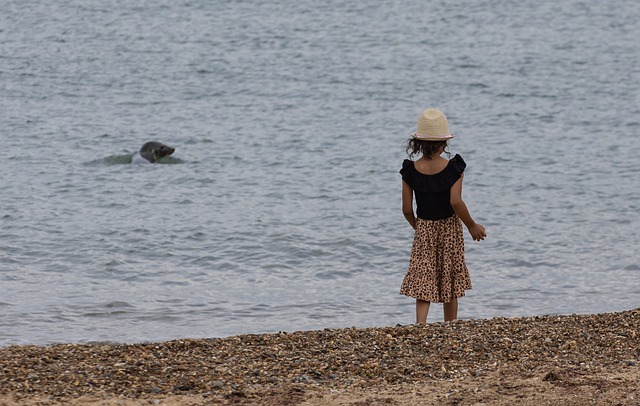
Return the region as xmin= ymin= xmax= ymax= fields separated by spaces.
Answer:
xmin=411 ymin=132 xmax=455 ymax=141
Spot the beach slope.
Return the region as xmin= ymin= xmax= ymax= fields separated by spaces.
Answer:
xmin=1 ymin=309 xmax=638 ymax=405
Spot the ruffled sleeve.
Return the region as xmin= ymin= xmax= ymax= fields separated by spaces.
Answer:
xmin=399 ymin=159 xmax=413 ymax=176
xmin=449 ymin=154 xmax=466 ymax=174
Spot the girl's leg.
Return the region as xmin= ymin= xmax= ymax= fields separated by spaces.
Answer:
xmin=416 ymin=299 xmax=430 ymax=324
xmin=443 ymin=298 xmax=458 ymax=322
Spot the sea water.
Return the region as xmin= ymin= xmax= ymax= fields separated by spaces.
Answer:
xmin=1 ymin=0 xmax=639 ymax=346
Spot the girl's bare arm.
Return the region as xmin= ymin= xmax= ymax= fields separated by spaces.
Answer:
xmin=450 ymin=174 xmax=486 ymax=241
xmin=402 ymin=180 xmax=416 ymax=229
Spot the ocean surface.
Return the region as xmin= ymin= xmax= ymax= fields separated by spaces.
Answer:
xmin=1 ymin=0 xmax=639 ymax=347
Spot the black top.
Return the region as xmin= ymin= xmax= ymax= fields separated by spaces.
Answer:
xmin=400 ymin=154 xmax=466 ymax=220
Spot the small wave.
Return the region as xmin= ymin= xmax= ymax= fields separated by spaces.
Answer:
xmin=84 ymin=154 xmax=185 ymax=165
xmin=156 ymin=156 xmax=185 ymax=164
xmin=106 ymin=154 xmax=134 ymax=165
xmin=105 ymin=301 xmax=134 ymax=309
xmin=83 ymin=310 xmax=129 ymax=318
xmin=81 ymin=301 xmax=135 ymax=318
xmin=84 ymin=154 xmax=133 ymax=166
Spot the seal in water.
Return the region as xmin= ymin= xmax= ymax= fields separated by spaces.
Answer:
xmin=131 ymin=141 xmax=175 ymax=164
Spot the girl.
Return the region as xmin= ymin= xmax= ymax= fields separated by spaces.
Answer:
xmin=399 ymin=108 xmax=486 ymax=324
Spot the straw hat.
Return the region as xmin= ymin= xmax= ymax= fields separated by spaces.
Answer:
xmin=411 ymin=108 xmax=455 ymax=141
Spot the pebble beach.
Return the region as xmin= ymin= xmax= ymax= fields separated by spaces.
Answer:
xmin=1 ymin=309 xmax=639 ymax=405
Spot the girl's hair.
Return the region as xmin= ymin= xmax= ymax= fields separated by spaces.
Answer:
xmin=405 ymin=138 xmax=450 ymax=160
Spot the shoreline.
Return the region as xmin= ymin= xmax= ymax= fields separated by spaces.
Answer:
xmin=1 ymin=309 xmax=638 ymax=405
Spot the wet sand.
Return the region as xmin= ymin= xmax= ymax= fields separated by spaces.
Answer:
xmin=1 ymin=309 xmax=638 ymax=405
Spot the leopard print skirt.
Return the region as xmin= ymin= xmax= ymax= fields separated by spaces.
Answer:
xmin=400 ymin=215 xmax=472 ymax=303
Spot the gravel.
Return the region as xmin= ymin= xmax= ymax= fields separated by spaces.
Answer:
xmin=1 ymin=309 xmax=638 ymax=404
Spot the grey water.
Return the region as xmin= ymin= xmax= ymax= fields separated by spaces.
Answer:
xmin=1 ymin=0 xmax=639 ymax=347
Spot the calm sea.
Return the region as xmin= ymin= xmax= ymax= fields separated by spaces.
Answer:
xmin=1 ymin=0 xmax=638 ymax=346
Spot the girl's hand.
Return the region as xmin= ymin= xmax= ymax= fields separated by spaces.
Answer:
xmin=468 ymin=223 xmax=487 ymax=241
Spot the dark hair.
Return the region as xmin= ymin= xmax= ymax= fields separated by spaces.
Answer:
xmin=405 ymin=138 xmax=450 ymax=160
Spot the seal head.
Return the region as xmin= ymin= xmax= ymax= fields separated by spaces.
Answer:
xmin=133 ymin=141 xmax=175 ymax=163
